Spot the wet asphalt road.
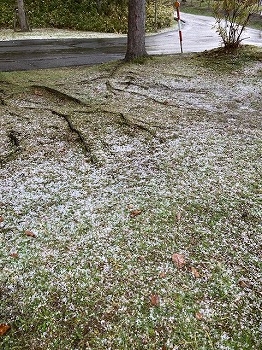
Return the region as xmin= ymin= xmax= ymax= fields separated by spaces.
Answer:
xmin=0 ymin=37 xmax=127 ymax=71
xmin=0 ymin=13 xmax=261 ymax=71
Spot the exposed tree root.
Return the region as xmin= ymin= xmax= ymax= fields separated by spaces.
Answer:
xmin=118 ymin=112 xmax=156 ymax=137
xmin=51 ymin=110 xmax=97 ymax=163
xmin=70 ymin=108 xmax=158 ymax=137
xmin=157 ymin=82 xmax=208 ymax=94
xmin=72 ymin=107 xmax=157 ymax=138
xmin=32 ymin=85 xmax=86 ymax=105
xmin=8 ymin=130 xmax=20 ymax=147
xmin=78 ymin=61 xmax=124 ymax=86
xmin=131 ymin=117 xmax=176 ymax=130
xmin=105 ymin=80 xmax=174 ymax=106
xmin=107 ymin=61 xmax=126 ymax=78
xmin=0 ymin=130 xmax=22 ymax=167
xmin=105 ymin=81 xmax=117 ymax=95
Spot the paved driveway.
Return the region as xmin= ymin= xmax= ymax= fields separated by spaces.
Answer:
xmin=0 ymin=13 xmax=261 ymax=71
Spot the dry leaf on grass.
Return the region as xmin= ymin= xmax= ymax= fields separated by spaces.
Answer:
xmin=25 ymin=230 xmax=36 ymax=238
xmin=138 ymin=255 xmax=145 ymax=261
xmin=10 ymin=252 xmax=19 ymax=258
xmin=0 ymin=324 xmax=11 ymax=336
xmin=176 ymin=212 xmax=182 ymax=222
xmin=195 ymin=312 xmax=204 ymax=321
xmin=238 ymin=279 xmax=251 ymax=289
xmin=150 ymin=294 xmax=160 ymax=306
xmin=130 ymin=209 xmax=142 ymax=218
xmin=191 ymin=266 xmax=200 ymax=278
xmin=172 ymin=253 xmax=186 ymax=268
xmin=0 ymin=216 xmax=4 ymax=223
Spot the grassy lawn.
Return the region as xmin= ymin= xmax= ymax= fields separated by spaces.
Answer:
xmin=0 ymin=47 xmax=262 ymax=349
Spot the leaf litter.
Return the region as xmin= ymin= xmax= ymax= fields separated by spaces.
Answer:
xmin=0 ymin=51 xmax=262 ymax=349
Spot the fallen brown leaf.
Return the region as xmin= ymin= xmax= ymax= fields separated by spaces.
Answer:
xmin=150 ymin=294 xmax=160 ymax=307
xmin=141 ymin=337 xmax=149 ymax=345
xmin=10 ymin=252 xmax=19 ymax=258
xmin=138 ymin=255 xmax=145 ymax=261
xmin=176 ymin=212 xmax=182 ymax=222
xmin=0 ymin=324 xmax=11 ymax=336
xmin=239 ymin=279 xmax=251 ymax=289
xmin=195 ymin=312 xmax=204 ymax=321
xmin=0 ymin=216 xmax=4 ymax=223
xmin=130 ymin=209 xmax=142 ymax=218
xmin=191 ymin=266 xmax=200 ymax=278
xmin=159 ymin=271 xmax=166 ymax=278
xmin=25 ymin=230 xmax=36 ymax=238
xmin=172 ymin=253 xmax=186 ymax=268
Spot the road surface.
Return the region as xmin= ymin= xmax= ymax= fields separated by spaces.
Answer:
xmin=0 ymin=13 xmax=261 ymax=71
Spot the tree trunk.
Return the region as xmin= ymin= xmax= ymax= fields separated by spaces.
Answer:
xmin=16 ymin=0 xmax=30 ymax=32
xmin=125 ymin=0 xmax=148 ymax=61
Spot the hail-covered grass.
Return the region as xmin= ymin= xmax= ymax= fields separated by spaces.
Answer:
xmin=0 ymin=28 xmax=126 ymax=41
xmin=1 ymin=49 xmax=261 ymax=349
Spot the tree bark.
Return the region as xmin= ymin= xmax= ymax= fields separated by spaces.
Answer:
xmin=16 ymin=0 xmax=30 ymax=32
xmin=125 ymin=0 xmax=148 ymax=61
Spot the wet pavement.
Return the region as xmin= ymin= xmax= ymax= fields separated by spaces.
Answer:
xmin=0 ymin=37 xmax=127 ymax=71
xmin=0 ymin=13 xmax=261 ymax=71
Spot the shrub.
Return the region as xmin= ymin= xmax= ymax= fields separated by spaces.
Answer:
xmin=212 ymin=0 xmax=260 ymax=49
xmin=0 ymin=0 xmax=172 ymax=33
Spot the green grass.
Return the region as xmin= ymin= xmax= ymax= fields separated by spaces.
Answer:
xmin=2 ymin=196 xmax=261 ymax=348
xmin=197 ymin=45 xmax=262 ymax=72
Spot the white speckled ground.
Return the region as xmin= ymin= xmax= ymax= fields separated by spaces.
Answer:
xmin=0 ymin=52 xmax=261 ymax=349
